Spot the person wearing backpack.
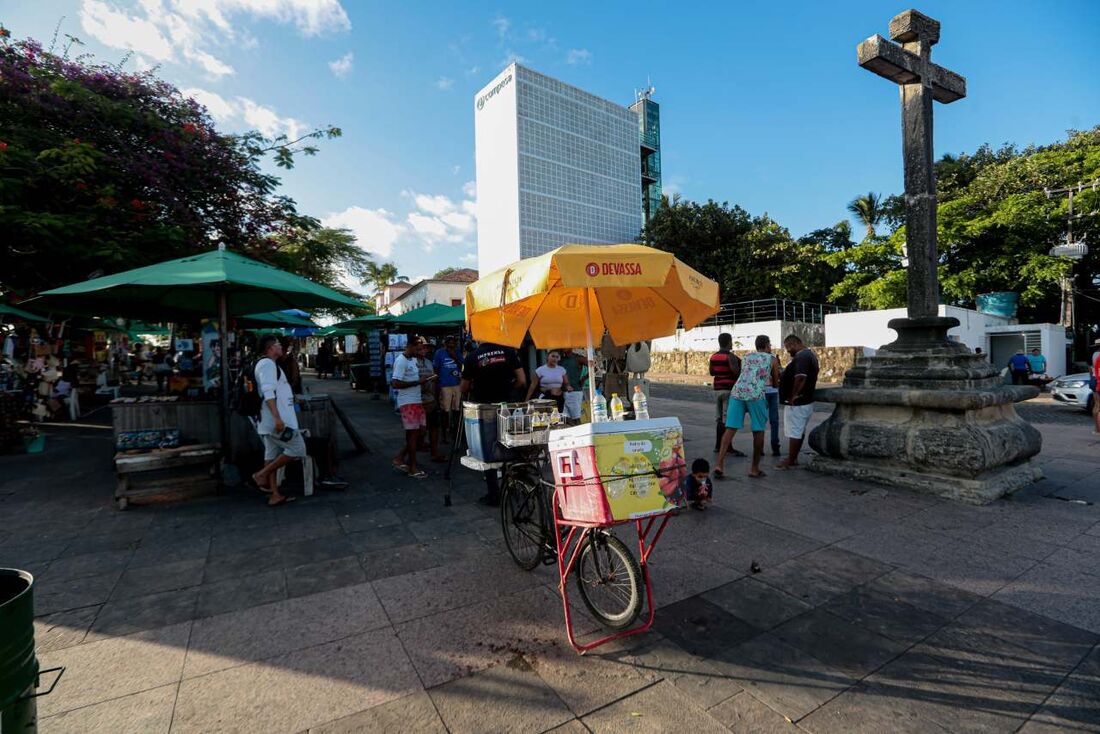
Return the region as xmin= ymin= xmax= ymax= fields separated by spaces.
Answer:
xmin=250 ymin=333 xmax=305 ymax=506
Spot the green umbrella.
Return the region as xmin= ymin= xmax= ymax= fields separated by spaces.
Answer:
xmin=0 ymin=302 xmax=48 ymax=322
xmin=318 ymin=314 xmax=391 ymax=336
xmin=34 ymin=247 xmax=363 ymax=456
xmin=35 ymin=247 xmax=363 ymax=316
xmin=417 ymin=304 xmax=465 ymax=326
xmin=390 ymin=303 xmax=455 ymax=326
xmin=240 ymin=311 xmax=319 ymax=329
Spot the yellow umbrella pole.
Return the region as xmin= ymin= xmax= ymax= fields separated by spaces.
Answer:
xmin=584 ymin=288 xmax=596 ymax=407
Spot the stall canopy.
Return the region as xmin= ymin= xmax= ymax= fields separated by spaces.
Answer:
xmin=0 ymin=302 xmax=48 ymax=322
xmin=391 ymin=303 xmax=459 ymax=327
xmin=34 ymin=246 xmax=364 ymax=454
xmin=34 ymin=247 xmax=364 ymax=317
xmin=416 ymin=304 xmax=465 ymax=327
xmin=240 ymin=310 xmax=319 ymax=329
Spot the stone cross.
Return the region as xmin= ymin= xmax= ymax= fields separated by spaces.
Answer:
xmin=858 ymin=10 xmax=966 ymax=319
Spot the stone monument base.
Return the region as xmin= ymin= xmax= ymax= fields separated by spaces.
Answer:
xmin=808 ymin=317 xmax=1043 ymax=505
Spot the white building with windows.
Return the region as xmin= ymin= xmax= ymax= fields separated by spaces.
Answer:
xmin=381 ymin=269 xmax=479 ymax=315
xmin=474 ymin=63 xmax=643 ymax=276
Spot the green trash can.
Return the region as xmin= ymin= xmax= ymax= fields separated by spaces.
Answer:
xmin=1 ymin=569 xmax=63 ymax=733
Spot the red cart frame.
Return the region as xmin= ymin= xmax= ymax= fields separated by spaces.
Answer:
xmin=552 ymin=492 xmax=676 ymax=654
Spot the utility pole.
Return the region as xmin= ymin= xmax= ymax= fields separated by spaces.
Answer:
xmin=1047 ymin=179 xmax=1098 ymax=355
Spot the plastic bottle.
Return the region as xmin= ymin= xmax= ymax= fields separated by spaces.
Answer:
xmin=591 ymin=391 xmax=609 ymax=423
xmin=609 ymin=393 xmax=625 ymax=422
xmin=632 ymin=384 xmax=650 ymax=420
xmin=549 ymin=407 xmax=562 ymax=426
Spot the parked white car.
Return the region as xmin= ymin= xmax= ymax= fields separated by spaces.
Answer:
xmin=1050 ymin=373 xmax=1096 ymax=412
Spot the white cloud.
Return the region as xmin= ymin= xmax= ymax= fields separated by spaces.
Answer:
xmin=79 ymin=0 xmax=350 ymax=77
xmin=328 ymin=51 xmax=353 ymax=78
xmin=491 ymin=15 xmax=510 ymax=39
xmin=411 ymin=193 xmax=455 ymax=217
xmin=435 ymin=76 xmax=454 ymax=91
xmin=323 ymin=206 xmax=402 ymax=257
xmin=566 ymin=48 xmax=591 ymax=65
xmin=80 ymin=0 xmax=174 ymax=61
xmin=460 ymin=252 xmax=477 ymax=263
xmin=183 ymin=88 xmax=306 ymax=139
xmin=451 ymin=164 xmax=461 ymax=176
xmin=462 ymin=180 xmax=476 ymax=198
xmin=238 ymin=97 xmax=305 ymax=139
xmin=407 ymin=213 xmax=450 ymax=241
xmin=498 ymin=50 xmax=526 ymax=68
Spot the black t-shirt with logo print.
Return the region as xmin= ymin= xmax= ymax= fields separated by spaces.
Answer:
xmin=461 ymin=343 xmax=522 ymax=403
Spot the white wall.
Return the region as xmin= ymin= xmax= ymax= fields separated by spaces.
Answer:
xmin=387 ymin=282 xmax=468 ymax=315
xmin=652 ymin=322 xmax=785 ymax=353
xmin=825 ymin=306 xmax=1011 ymax=351
xmin=986 ymin=323 xmax=1068 ymax=377
xmin=474 ymin=65 xmax=520 ymax=277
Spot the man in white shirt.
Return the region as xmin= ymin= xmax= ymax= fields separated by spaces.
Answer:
xmin=251 ymin=334 xmax=306 ymax=506
xmin=391 ymin=337 xmax=435 ymax=479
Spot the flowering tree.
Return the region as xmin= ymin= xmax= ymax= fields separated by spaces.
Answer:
xmin=0 ymin=29 xmax=341 ymax=296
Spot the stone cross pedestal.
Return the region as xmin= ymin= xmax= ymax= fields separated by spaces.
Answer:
xmin=808 ymin=10 xmax=1042 ymax=504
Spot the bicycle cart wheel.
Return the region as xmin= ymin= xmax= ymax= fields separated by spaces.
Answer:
xmin=501 ymin=468 xmax=547 ymax=571
xmin=575 ymin=532 xmax=643 ymax=629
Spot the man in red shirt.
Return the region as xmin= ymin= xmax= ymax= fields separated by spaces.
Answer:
xmin=709 ymin=333 xmax=744 ymax=456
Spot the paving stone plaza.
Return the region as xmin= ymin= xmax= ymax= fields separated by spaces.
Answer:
xmin=2 ymin=378 xmax=1098 ymax=733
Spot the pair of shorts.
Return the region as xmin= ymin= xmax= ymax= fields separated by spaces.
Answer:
xmin=784 ymin=404 xmax=815 ymax=439
xmin=715 ymin=391 xmax=730 ymax=423
xmin=439 ymin=385 xmax=462 ymax=411
xmin=726 ymin=398 xmax=768 ymax=432
xmin=262 ymin=431 xmax=307 ymax=461
xmin=399 ymin=403 xmax=427 ymax=430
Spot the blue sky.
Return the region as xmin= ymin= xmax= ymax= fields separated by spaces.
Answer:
xmin=2 ymin=0 xmax=1098 ymax=290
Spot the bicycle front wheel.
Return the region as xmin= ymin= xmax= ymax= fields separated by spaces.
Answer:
xmin=500 ymin=468 xmax=547 ymax=571
xmin=575 ymin=532 xmax=643 ymax=629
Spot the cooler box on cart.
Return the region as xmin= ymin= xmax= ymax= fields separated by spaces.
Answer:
xmin=549 ymin=417 xmax=688 ymax=524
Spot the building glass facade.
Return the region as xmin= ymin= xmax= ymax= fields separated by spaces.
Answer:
xmin=474 ymin=64 xmax=645 ymax=274
xmin=630 ymin=96 xmax=662 ymax=223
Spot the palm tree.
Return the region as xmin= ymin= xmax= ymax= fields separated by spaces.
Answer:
xmin=847 ymin=192 xmax=884 ymax=239
xmin=363 ymin=261 xmax=399 ymax=294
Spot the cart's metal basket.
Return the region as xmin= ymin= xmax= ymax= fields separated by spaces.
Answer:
xmin=497 ymin=399 xmax=562 ymax=447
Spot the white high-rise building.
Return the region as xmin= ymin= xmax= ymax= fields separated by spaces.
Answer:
xmin=474 ymin=64 xmax=644 ymax=276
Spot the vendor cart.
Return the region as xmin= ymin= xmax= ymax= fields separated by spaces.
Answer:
xmin=459 ymin=402 xmax=686 ymax=653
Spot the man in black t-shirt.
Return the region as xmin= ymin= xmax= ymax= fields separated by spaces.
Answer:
xmin=777 ymin=334 xmax=819 ymax=469
xmin=460 ymin=342 xmax=527 ymax=506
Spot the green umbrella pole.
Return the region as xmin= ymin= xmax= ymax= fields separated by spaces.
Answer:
xmin=219 ymin=289 xmax=231 ymax=466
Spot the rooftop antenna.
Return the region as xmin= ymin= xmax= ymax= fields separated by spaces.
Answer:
xmin=635 ymin=77 xmax=655 ymax=102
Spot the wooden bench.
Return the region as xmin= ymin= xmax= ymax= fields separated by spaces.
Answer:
xmin=114 ymin=443 xmax=221 ymax=510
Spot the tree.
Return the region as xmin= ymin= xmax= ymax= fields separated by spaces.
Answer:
xmin=847 ymin=192 xmax=884 ymax=239
xmin=263 ymin=220 xmax=373 ymax=316
xmin=433 ymin=267 xmax=459 ymax=279
xmin=363 ymin=261 xmax=399 ymax=294
xmin=643 ymin=199 xmax=849 ymax=304
xmin=0 ymin=30 xmax=341 ymax=296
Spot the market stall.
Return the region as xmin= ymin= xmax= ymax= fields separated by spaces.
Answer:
xmin=34 ymin=246 xmax=364 ymax=506
xmin=460 ymin=243 xmax=720 ymax=653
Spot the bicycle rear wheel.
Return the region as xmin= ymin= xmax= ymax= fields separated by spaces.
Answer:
xmin=501 ymin=468 xmax=547 ymax=571
xmin=574 ymin=532 xmax=643 ymax=629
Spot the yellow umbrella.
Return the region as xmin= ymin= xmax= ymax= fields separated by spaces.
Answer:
xmin=466 ymin=243 xmax=720 ymax=404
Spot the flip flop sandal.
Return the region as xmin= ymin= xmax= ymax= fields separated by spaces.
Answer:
xmin=392 ymin=463 xmax=409 ymax=473
xmin=713 ymin=468 xmax=726 ymax=480
xmin=268 ymin=496 xmax=296 ymax=507
xmin=748 ymin=471 xmax=767 ymax=479
xmin=409 ymin=470 xmax=428 ymax=479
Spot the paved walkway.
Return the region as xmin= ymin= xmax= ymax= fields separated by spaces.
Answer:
xmin=1 ymin=378 xmax=1098 ymax=733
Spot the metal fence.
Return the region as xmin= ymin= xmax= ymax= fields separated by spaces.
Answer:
xmin=703 ymin=299 xmax=853 ymax=326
